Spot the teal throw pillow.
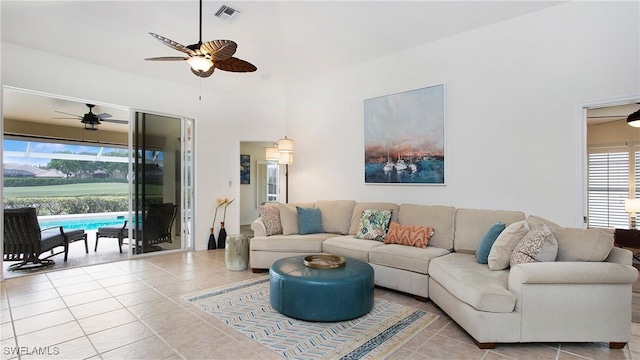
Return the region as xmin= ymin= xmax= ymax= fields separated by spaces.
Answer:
xmin=297 ymin=206 xmax=324 ymax=235
xmin=476 ymin=222 xmax=506 ymax=264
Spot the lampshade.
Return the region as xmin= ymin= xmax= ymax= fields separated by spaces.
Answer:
xmin=265 ymin=146 xmax=280 ymax=161
xmin=278 ymin=137 xmax=293 ymax=153
xmin=279 ymin=152 xmax=293 ymax=164
xmin=627 ymin=109 xmax=640 ymax=128
xmin=624 ymin=198 xmax=640 ymax=213
xmin=187 ymin=56 xmax=213 ymax=72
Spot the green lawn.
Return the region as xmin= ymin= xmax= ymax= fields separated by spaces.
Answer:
xmin=3 ymin=183 xmax=161 ymax=197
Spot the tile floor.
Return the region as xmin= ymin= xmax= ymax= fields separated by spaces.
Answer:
xmin=1 ymin=250 xmax=639 ymax=360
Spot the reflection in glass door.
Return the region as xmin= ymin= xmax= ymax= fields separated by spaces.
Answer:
xmin=132 ymin=112 xmax=193 ymax=255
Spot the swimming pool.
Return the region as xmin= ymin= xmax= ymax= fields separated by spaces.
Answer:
xmin=39 ymin=215 xmax=128 ymax=231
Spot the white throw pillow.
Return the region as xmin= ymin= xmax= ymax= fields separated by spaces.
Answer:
xmin=279 ymin=204 xmax=300 ymax=235
xmin=487 ymin=220 xmax=529 ymax=270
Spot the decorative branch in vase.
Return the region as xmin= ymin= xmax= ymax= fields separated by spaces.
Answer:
xmin=208 ymin=199 xmax=226 ymax=250
xmin=216 ymin=198 xmax=234 ymax=249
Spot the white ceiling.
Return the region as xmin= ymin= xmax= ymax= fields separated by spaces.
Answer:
xmin=1 ymin=1 xmax=566 ymax=93
xmin=4 ymin=1 xmax=636 ymax=129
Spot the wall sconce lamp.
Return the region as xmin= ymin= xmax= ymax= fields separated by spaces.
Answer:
xmin=627 ymin=109 xmax=640 ymax=127
xmin=624 ymin=198 xmax=640 ymax=228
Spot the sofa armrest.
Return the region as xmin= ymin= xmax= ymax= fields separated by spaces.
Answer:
xmin=509 ymin=262 xmax=638 ymax=285
xmin=508 ymin=261 xmax=637 ymax=343
xmin=251 ymin=217 xmax=267 ymax=237
xmin=605 ymin=246 xmax=633 ymax=265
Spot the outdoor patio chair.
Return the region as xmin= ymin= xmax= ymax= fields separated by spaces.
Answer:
xmin=95 ymin=203 xmax=178 ymax=254
xmin=3 ymin=207 xmax=86 ymax=271
xmin=139 ymin=203 xmax=178 ymax=251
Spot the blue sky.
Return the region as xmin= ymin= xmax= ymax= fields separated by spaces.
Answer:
xmin=3 ymin=140 xmax=127 ymax=167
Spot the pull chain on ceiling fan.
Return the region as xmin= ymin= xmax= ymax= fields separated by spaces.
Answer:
xmin=144 ymin=0 xmax=256 ymax=78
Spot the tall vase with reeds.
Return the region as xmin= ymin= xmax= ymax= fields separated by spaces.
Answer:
xmin=216 ymin=198 xmax=234 ymax=249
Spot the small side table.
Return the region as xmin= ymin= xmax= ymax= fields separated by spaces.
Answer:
xmin=613 ymin=229 xmax=640 ymax=262
xmin=225 ymin=234 xmax=249 ymax=271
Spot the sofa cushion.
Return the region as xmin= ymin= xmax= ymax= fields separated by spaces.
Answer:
xmin=454 ymin=208 xmax=526 ymax=253
xmin=279 ymin=203 xmax=315 ymax=235
xmin=552 ymin=227 xmax=614 ymax=262
xmin=527 ymin=214 xmax=561 ymax=229
xmin=250 ymin=233 xmax=334 ymax=253
xmin=488 ymin=220 xmax=530 ymax=270
xmin=398 ymin=204 xmax=456 ymax=250
xmin=369 ymin=244 xmax=450 ymax=274
xmin=322 ymin=236 xmax=385 ymax=262
xmin=297 ymin=207 xmax=324 ymax=235
xmin=510 ymin=224 xmax=558 ymax=266
xmin=476 ymin=222 xmax=506 ymax=264
xmin=258 ymin=204 xmax=282 ymax=236
xmin=384 ymin=222 xmax=433 ymax=249
xmin=316 ymin=200 xmax=357 ymax=235
xmin=429 ymin=253 xmax=516 ymax=313
xmin=355 ymin=209 xmax=392 ymax=241
xmin=348 ymin=202 xmax=400 ymax=235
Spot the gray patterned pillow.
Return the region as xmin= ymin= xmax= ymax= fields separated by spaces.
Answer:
xmin=258 ymin=205 xmax=282 ymax=236
xmin=510 ymin=224 xmax=558 ymax=266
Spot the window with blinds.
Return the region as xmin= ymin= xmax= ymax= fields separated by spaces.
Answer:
xmin=587 ymin=150 xmax=629 ymax=228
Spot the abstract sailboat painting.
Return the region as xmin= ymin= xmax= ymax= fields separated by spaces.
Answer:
xmin=364 ymin=84 xmax=445 ymax=184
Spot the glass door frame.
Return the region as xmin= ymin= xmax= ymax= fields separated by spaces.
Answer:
xmin=128 ymin=109 xmax=194 ymax=257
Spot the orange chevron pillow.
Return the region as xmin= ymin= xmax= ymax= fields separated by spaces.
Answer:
xmin=384 ymin=222 xmax=434 ymax=249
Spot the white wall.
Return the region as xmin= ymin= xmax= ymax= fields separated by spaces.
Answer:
xmin=1 ymin=43 xmax=287 ymax=250
xmin=284 ymin=1 xmax=640 ymax=227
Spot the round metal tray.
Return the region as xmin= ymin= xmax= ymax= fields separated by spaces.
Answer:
xmin=304 ymin=255 xmax=346 ymax=269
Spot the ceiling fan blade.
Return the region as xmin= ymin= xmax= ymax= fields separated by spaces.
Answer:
xmin=191 ymin=67 xmax=215 ymax=78
xmin=148 ymin=33 xmax=195 ymax=56
xmin=145 ymin=56 xmax=189 ymax=61
xmin=53 ymin=117 xmax=80 ymax=120
xmin=200 ymin=40 xmax=237 ymax=61
xmin=101 ymin=119 xmax=129 ymax=124
xmin=54 ymin=110 xmax=81 ymax=117
xmin=96 ymin=113 xmax=112 ymax=119
xmin=214 ymin=57 xmax=257 ymax=73
xmin=587 ymin=115 xmax=627 ymax=118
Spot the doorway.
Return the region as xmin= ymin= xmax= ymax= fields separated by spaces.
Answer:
xmin=239 ymin=141 xmax=280 ymax=237
xmin=583 ymin=99 xmax=640 ymax=230
xmin=1 ymin=87 xmax=194 ymax=278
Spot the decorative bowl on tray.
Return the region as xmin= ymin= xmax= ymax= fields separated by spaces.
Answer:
xmin=304 ymin=255 xmax=346 ymax=269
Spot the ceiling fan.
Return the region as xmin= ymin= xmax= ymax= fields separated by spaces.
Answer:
xmin=144 ymin=0 xmax=256 ymax=78
xmin=54 ymin=104 xmax=128 ymax=131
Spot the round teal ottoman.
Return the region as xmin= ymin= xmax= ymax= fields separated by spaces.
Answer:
xmin=269 ymin=255 xmax=374 ymax=322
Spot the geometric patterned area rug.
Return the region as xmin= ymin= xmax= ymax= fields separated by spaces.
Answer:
xmin=184 ymin=277 xmax=439 ymax=360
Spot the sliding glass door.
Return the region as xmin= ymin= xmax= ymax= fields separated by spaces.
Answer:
xmin=132 ymin=112 xmax=194 ymax=255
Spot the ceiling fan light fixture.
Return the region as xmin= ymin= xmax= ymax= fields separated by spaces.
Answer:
xmin=187 ymin=56 xmax=213 ymax=72
xmin=84 ymin=122 xmax=98 ymax=131
xmin=627 ymin=109 xmax=640 ymax=127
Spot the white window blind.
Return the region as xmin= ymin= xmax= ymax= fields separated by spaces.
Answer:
xmin=588 ymin=150 xmax=629 ymax=228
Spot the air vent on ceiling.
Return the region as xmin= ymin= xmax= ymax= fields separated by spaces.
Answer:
xmin=215 ymin=5 xmax=240 ymax=22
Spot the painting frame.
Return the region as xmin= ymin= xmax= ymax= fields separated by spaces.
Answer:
xmin=240 ymin=154 xmax=250 ymax=184
xmin=364 ymin=84 xmax=445 ymax=185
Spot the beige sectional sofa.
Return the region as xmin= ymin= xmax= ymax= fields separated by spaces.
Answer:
xmin=250 ymin=200 xmax=639 ymax=348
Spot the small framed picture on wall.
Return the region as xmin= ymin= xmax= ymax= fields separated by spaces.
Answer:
xmin=240 ymin=154 xmax=250 ymax=184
